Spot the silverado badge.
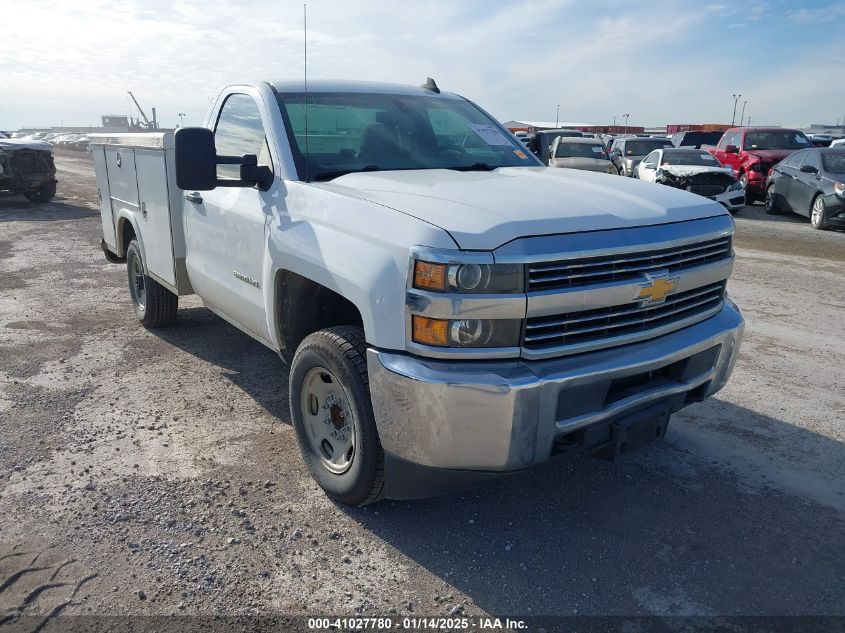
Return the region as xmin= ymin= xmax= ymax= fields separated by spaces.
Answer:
xmin=636 ymin=273 xmax=679 ymax=304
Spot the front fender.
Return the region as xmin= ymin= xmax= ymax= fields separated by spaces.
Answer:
xmin=263 ymin=182 xmax=457 ymax=351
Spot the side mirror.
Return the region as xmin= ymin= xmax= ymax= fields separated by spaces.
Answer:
xmin=725 ymin=145 xmax=739 ymax=154
xmin=175 ymin=127 xmax=217 ymax=191
xmin=240 ymin=154 xmax=274 ymax=190
xmin=800 ymin=164 xmax=819 ymax=174
xmin=175 ymin=127 xmax=274 ymax=192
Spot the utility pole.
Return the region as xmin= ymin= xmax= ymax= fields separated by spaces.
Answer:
xmin=613 ymin=115 xmax=617 ymax=130
xmin=739 ymin=100 xmax=747 ymax=127
xmin=731 ymin=93 xmax=742 ymax=125
xmin=178 ymin=113 xmax=186 ymax=128
xmin=555 ymin=104 xmax=560 ymax=128
xmin=622 ymin=113 xmax=630 ymax=135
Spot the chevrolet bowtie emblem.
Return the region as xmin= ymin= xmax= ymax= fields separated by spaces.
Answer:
xmin=637 ymin=275 xmax=679 ymax=303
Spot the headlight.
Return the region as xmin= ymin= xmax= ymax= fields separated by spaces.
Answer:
xmin=728 ymin=179 xmax=744 ymax=191
xmin=413 ymin=261 xmax=524 ymax=293
xmin=834 ymin=181 xmax=845 ymax=198
xmin=625 ymin=158 xmax=634 ymax=167
xmin=412 ymin=316 xmax=521 ymax=348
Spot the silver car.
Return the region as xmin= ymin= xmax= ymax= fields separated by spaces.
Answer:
xmin=549 ymin=137 xmax=617 ymax=174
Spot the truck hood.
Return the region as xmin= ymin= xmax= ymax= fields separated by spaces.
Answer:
xmin=0 ymin=138 xmax=52 ymax=152
xmin=318 ymin=167 xmax=727 ymax=250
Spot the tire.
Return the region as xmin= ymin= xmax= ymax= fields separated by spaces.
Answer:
xmin=23 ymin=182 xmax=56 ymax=203
xmin=810 ymin=194 xmax=828 ymax=230
xmin=289 ymin=326 xmax=384 ymax=506
xmin=125 ymin=240 xmax=178 ymax=327
xmin=764 ymin=185 xmax=780 ymax=215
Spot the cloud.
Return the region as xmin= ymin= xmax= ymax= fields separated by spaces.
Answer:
xmin=0 ymin=0 xmax=843 ymax=129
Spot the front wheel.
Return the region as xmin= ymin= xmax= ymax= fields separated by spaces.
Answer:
xmin=764 ymin=185 xmax=780 ymax=215
xmin=289 ymin=326 xmax=384 ymax=506
xmin=810 ymin=194 xmax=828 ymax=230
xmin=125 ymin=240 xmax=178 ymax=327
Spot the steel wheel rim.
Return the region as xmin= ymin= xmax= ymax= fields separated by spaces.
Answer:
xmin=300 ymin=366 xmax=356 ymax=474
xmin=812 ymin=197 xmax=824 ymax=226
xmin=739 ymin=174 xmax=748 ymax=188
xmin=129 ymin=253 xmax=146 ymax=311
xmin=765 ymin=187 xmax=774 ymax=211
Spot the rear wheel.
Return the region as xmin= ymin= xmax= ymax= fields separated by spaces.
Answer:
xmin=289 ymin=326 xmax=384 ymax=506
xmin=810 ymin=194 xmax=828 ymax=230
xmin=125 ymin=240 xmax=178 ymax=327
xmin=24 ymin=182 xmax=56 ymax=203
xmin=764 ymin=185 xmax=780 ymax=214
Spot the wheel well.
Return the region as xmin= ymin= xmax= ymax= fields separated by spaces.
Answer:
xmin=276 ymin=271 xmax=364 ymax=359
xmin=119 ymin=219 xmax=136 ymax=256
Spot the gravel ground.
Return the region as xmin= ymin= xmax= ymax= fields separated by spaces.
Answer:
xmin=1 ymin=152 xmax=843 ymax=626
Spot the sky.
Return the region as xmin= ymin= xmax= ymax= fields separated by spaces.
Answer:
xmin=1 ymin=0 xmax=844 ymax=130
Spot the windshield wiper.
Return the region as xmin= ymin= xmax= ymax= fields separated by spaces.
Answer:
xmin=448 ymin=162 xmax=498 ymax=172
xmin=310 ymin=165 xmax=380 ymax=182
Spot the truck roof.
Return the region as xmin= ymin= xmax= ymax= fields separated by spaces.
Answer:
xmin=269 ymin=79 xmax=463 ymax=99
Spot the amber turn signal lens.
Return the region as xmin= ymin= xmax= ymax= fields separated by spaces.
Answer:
xmin=413 ymin=261 xmax=447 ymax=291
xmin=412 ymin=315 xmax=449 ymax=346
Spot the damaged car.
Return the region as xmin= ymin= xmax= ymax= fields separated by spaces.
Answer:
xmin=0 ymin=137 xmax=58 ymax=202
xmin=636 ymin=147 xmax=745 ymax=211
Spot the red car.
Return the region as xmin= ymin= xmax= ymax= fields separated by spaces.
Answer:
xmin=702 ymin=127 xmax=812 ymax=203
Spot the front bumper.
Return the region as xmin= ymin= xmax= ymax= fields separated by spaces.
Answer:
xmin=368 ymin=301 xmax=743 ymax=498
xmin=714 ymin=188 xmax=746 ymax=210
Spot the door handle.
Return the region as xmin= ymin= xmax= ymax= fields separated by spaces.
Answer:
xmin=185 ymin=192 xmax=203 ymax=204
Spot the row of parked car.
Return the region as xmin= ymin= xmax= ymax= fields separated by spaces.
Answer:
xmin=7 ymin=131 xmax=92 ymax=151
xmin=516 ymin=127 xmax=845 ymax=231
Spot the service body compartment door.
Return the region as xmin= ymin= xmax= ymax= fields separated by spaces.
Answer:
xmin=135 ymin=149 xmax=176 ymax=287
xmin=104 ymin=146 xmax=138 ymax=210
xmin=92 ymin=147 xmax=117 ymax=249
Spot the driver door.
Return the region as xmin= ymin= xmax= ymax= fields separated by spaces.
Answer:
xmin=182 ymin=92 xmax=276 ymax=340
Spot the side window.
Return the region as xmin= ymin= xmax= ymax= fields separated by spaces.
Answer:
xmin=644 ymin=150 xmax=659 ymax=165
xmin=783 ymin=152 xmax=803 ymax=168
xmin=717 ymin=133 xmax=729 ymax=150
xmin=214 ymin=93 xmax=273 ymax=180
xmin=802 ymin=151 xmax=821 ymax=171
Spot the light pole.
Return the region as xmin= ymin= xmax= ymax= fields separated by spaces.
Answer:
xmin=731 ymin=93 xmax=742 ymax=125
xmin=739 ymin=100 xmax=747 ymax=126
xmin=177 ymin=112 xmax=186 ymax=128
xmin=622 ymin=113 xmax=630 ymax=135
xmin=555 ymin=104 xmax=560 ymax=128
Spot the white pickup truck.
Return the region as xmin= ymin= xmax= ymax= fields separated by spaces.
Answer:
xmin=91 ymin=79 xmax=744 ymax=505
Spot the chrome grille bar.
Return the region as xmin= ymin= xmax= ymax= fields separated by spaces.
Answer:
xmin=524 ymin=281 xmax=726 ymax=349
xmin=528 ymin=236 xmax=731 ymax=291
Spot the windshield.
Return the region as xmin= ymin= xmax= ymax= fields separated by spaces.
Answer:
xmin=661 ymin=151 xmax=724 ymax=167
xmin=556 ymin=142 xmax=608 ymax=159
xmin=675 ymin=131 xmax=723 ymax=147
xmin=822 ymin=152 xmax=845 ymax=174
xmin=744 ymin=131 xmax=811 ymax=151
xmin=625 ymin=140 xmax=672 ymax=156
xmin=277 ymin=92 xmax=538 ymax=180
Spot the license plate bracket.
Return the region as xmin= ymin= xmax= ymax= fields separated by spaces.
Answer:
xmin=593 ymin=400 xmax=672 ymax=461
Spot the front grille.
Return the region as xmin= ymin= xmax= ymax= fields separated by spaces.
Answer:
xmin=688 ymin=184 xmax=726 ymax=197
xmin=528 ymin=236 xmax=732 ymax=291
xmin=524 ymin=281 xmax=726 ymax=350
xmin=9 ymin=149 xmax=53 ymax=176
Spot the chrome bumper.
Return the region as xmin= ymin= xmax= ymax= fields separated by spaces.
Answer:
xmin=368 ymin=300 xmax=744 ymax=473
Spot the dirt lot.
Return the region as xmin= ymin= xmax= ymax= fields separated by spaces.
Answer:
xmin=1 ymin=152 xmax=843 ymax=627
